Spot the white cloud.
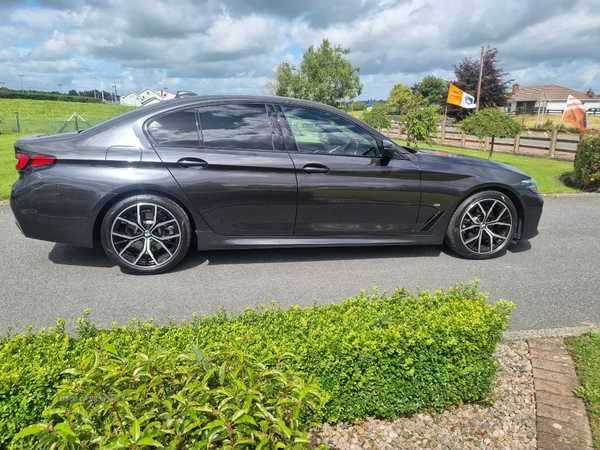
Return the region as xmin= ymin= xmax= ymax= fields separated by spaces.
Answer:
xmin=0 ymin=0 xmax=598 ymax=99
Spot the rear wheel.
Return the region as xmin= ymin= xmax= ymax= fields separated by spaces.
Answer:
xmin=101 ymin=195 xmax=191 ymax=274
xmin=445 ymin=191 xmax=517 ymax=259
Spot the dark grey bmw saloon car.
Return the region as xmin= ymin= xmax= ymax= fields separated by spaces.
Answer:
xmin=11 ymin=94 xmax=543 ymax=274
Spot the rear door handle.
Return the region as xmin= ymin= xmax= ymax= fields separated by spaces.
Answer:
xmin=177 ymin=158 xmax=208 ymax=169
xmin=303 ymin=164 xmax=330 ymax=174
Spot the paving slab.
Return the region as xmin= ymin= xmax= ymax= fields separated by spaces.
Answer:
xmin=529 ymin=338 xmax=594 ymax=450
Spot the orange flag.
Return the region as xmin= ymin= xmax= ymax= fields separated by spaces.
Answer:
xmin=447 ymin=83 xmax=476 ymax=109
xmin=562 ymin=95 xmax=587 ymax=131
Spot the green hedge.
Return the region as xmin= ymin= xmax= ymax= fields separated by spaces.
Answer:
xmin=1 ymin=282 xmax=513 ymax=448
xmin=573 ymin=131 xmax=600 ymax=191
xmin=0 ymin=91 xmax=102 ymax=103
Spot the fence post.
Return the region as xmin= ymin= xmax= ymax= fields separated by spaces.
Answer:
xmin=549 ymin=129 xmax=558 ymax=158
xmin=15 ymin=112 xmax=20 ymax=133
xmin=513 ymin=134 xmax=521 ymax=154
xmin=74 ymin=114 xmax=79 ymax=131
xmin=461 ymin=132 xmax=466 ymax=148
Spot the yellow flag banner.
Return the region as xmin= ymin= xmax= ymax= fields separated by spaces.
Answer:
xmin=447 ymin=83 xmax=476 ymax=109
xmin=562 ymin=95 xmax=587 ymax=131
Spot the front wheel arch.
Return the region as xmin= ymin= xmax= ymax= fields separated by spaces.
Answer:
xmin=445 ymin=190 xmax=518 ymax=259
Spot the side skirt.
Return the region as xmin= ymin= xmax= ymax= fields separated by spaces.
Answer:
xmin=195 ymin=231 xmax=444 ymax=251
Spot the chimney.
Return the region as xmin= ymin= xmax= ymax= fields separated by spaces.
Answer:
xmin=586 ymin=88 xmax=595 ymax=98
xmin=512 ymin=84 xmax=520 ymax=93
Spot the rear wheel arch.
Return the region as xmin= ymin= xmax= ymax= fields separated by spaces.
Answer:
xmin=92 ymin=189 xmax=198 ymax=243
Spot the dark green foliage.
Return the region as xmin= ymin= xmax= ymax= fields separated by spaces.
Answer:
xmin=360 ymin=103 xmax=391 ymax=130
xmin=12 ymin=339 xmax=323 ymax=449
xmin=417 ymin=75 xmax=446 ymax=106
xmin=572 ymin=132 xmax=600 ymax=191
xmin=2 ymin=283 xmax=513 ymax=447
xmin=0 ymin=91 xmax=102 ymax=103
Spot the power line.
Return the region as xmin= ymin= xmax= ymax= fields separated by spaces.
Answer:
xmin=495 ymin=21 xmax=600 ymax=46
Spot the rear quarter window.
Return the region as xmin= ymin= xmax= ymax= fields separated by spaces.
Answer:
xmin=147 ymin=109 xmax=199 ymax=147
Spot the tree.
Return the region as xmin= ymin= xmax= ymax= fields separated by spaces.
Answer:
xmin=457 ymin=107 xmax=522 ymax=159
xmin=445 ymin=47 xmax=512 ymax=119
xmin=261 ymin=63 xmax=287 ymax=96
xmin=386 ymin=84 xmax=417 ymax=116
xmin=353 ymin=100 xmax=366 ymax=111
xmin=276 ymin=39 xmax=363 ymax=108
xmin=385 ymin=83 xmax=438 ymax=145
xmin=417 ymin=75 xmax=445 ymax=106
xmin=360 ymin=103 xmax=391 ymax=130
xmin=405 ymin=106 xmax=440 ymax=146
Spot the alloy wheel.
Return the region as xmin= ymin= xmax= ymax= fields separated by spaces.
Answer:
xmin=109 ymin=202 xmax=182 ymax=268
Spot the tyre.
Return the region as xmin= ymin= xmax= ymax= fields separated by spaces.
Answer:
xmin=101 ymin=195 xmax=191 ymax=274
xmin=445 ymin=191 xmax=517 ymax=259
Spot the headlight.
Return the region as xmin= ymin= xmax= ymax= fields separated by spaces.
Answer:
xmin=521 ymin=178 xmax=539 ymax=193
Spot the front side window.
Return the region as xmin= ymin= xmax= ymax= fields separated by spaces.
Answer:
xmin=281 ymin=106 xmax=380 ymax=157
xmin=198 ymin=104 xmax=273 ymax=150
xmin=147 ymin=109 xmax=199 ymax=147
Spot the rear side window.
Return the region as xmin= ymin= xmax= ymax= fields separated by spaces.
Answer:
xmin=147 ymin=109 xmax=199 ymax=147
xmin=198 ymin=104 xmax=273 ymax=150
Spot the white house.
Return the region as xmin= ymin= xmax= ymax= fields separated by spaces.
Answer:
xmin=506 ymin=84 xmax=600 ymax=114
xmin=120 ymin=88 xmax=176 ymax=107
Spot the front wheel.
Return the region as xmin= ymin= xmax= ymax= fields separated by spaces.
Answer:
xmin=445 ymin=191 xmax=517 ymax=259
xmin=101 ymin=195 xmax=192 ymax=274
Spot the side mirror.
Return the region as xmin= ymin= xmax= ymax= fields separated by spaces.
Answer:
xmin=382 ymin=140 xmax=395 ymax=159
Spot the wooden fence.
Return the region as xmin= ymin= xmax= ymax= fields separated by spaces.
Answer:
xmin=381 ymin=122 xmax=579 ymax=160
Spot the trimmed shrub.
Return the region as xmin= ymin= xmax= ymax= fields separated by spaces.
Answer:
xmin=573 ymin=131 xmax=600 ymax=191
xmin=12 ymin=340 xmax=323 ymax=450
xmin=1 ymin=283 xmax=513 ymax=447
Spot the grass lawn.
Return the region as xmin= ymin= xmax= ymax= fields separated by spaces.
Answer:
xmin=515 ymin=113 xmax=600 ymax=131
xmin=0 ymin=98 xmax=136 ymax=121
xmin=566 ymin=332 xmax=600 ymax=449
xmin=0 ymin=133 xmax=27 ymax=199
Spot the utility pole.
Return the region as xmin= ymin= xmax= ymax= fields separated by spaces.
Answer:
xmin=475 ymin=46 xmax=484 ymax=111
xmin=18 ymin=74 xmax=24 ymax=92
xmin=91 ymin=76 xmax=97 ymax=98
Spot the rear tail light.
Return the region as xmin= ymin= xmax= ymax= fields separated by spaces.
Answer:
xmin=15 ymin=153 xmax=56 ymax=170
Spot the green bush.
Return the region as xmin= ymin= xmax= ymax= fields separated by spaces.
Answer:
xmin=0 ymin=91 xmax=102 ymax=103
xmin=573 ymin=131 xmax=600 ymax=191
xmin=1 ymin=283 xmax=513 ymax=447
xmin=12 ymin=339 xmax=323 ymax=450
xmin=360 ymin=103 xmax=392 ymax=130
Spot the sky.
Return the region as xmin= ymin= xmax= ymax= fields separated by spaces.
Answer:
xmin=1 ymin=0 xmax=599 ymax=100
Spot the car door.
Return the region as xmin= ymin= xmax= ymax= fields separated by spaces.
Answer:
xmin=148 ymin=104 xmax=297 ymax=236
xmin=278 ymin=105 xmax=421 ymax=236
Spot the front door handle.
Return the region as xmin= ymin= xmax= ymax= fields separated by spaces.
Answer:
xmin=177 ymin=158 xmax=208 ymax=169
xmin=303 ymin=164 xmax=330 ymax=174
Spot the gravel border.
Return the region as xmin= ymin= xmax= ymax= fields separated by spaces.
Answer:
xmin=309 ymin=341 xmax=536 ymax=450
